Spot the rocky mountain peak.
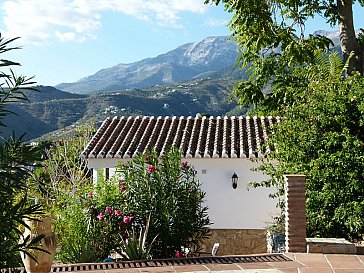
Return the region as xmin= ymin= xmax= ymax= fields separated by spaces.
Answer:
xmin=55 ymin=36 xmax=238 ymax=94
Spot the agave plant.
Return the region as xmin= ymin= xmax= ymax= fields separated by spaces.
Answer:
xmin=118 ymin=214 xmax=157 ymax=260
xmin=57 ymin=234 xmax=98 ymax=263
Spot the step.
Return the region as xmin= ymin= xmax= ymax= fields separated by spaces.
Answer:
xmin=306 ymin=238 xmax=356 ymax=254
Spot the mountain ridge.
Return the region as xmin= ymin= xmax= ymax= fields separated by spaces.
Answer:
xmin=3 ymin=30 xmax=343 ymax=140
xmin=55 ymin=31 xmax=342 ymax=95
xmin=55 ymin=36 xmax=239 ymax=94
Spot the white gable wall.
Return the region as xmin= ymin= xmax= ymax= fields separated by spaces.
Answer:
xmin=87 ymin=158 xmax=278 ymax=230
xmin=189 ymin=158 xmax=278 ymax=229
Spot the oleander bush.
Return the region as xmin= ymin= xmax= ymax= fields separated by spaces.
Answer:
xmin=120 ymin=148 xmax=211 ymax=258
xmin=48 ymin=143 xmax=210 ymax=261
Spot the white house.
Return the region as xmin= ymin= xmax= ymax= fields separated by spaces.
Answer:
xmin=81 ymin=115 xmax=281 ymax=255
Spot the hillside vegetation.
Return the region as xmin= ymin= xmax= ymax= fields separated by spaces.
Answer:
xmin=4 ymin=79 xmax=247 ymax=141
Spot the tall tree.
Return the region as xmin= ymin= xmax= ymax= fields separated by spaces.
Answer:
xmin=205 ymin=0 xmax=364 ymax=110
xmin=254 ymin=51 xmax=364 ymax=240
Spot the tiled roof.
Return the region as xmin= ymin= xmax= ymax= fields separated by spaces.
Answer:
xmin=81 ymin=115 xmax=280 ymax=159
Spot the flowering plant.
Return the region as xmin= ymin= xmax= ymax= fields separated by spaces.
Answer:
xmin=119 ymin=148 xmax=211 ymax=258
xmin=55 ymin=171 xmax=130 ymax=262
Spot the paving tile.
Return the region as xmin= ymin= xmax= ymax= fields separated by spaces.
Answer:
xmin=357 ymin=255 xmax=364 ymax=264
xmin=326 ymin=255 xmax=364 ymax=269
xmin=326 ymin=254 xmax=361 ymax=261
xmin=277 ymin=268 xmax=298 ymax=273
xmin=204 ymin=263 xmax=241 ymax=271
xmin=291 ymin=253 xmax=327 ymax=262
xmin=242 ymin=269 xmax=282 ymax=273
xmin=268 ymin=261 xmax=304 ymax=269
xmin=283 ymin=253 xmax=296 ymax=260
xmin=298 ymin=268 xmax=334 ymax=273
xmin=218 ymin=270 xmax=242 ymax=273
xmin=298 ymin=261 xmax=331 ymax=268
xmin=139 ymin=267 xmax=175 ymax=273
xmin=172 ymin=264 xmax=208 ymax=272
xmin=330 ymin=262 xmax=362 ymax=269
xmin=235 ymin=262 xmax=274 ymax=269
xmin=335 ymin=268 xmax=364 ymax=273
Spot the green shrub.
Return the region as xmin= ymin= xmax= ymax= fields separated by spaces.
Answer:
xmin=120 ymin=148 xmax=211 ymax=258
xmin=38 ymin=139 xmax=211 ymax=260
xmin=54 ymin=174 xmax=127 ymax=262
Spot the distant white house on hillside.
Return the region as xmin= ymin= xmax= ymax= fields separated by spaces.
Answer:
xmin=81 ymin=115 xmax=281 ymax=255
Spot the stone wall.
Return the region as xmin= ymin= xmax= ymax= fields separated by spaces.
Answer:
xmin=200 ymin=229 xmax=267 ymax=256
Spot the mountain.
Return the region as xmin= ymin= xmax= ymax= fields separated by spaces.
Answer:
xmin=1 ymin=104 xmax=52 ymax=140
xmin=55 ymin=36 xmax=239 ymax=94
xmin=1 ymin=86 xmax=87 ymax=139
xmin=24 ymin=85 xmax=86 ymax=103
xmin=3 ymin=31 xmax=344 ymax=140
xmin=313 ymin=30 xmax=340 ymax=45
xmin=4 ymin=79 xmax=246 ymax=141
xmin=55 ymin=31 xmax=344 ymax=95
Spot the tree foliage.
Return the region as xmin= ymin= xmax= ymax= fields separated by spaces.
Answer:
xmin=205 ymin=0 xmax=364 ymax=110
xmin=0 ymin=34 xmax=43 ymax=269
xmin=255 ymin=51 xmax=364 ymax=240
xmin=28 ymin=125 xmax=94 ymax=209
xmin=206 ymin=0 xmax=364 ymax=241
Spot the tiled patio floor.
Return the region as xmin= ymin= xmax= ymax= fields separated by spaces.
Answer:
xmin=63 ymin=254 xmax=364 ymax=273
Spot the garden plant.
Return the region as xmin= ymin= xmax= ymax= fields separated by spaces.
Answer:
xmin=206 ymin=0 xmax=364 ymax=242
xmin=120 ymin=148 xmax=211 ymax=258
xmin=0 ymin=34 xmax=44 ymax=269
xmin=252 ymin=51 xmax=364 ymax=240
xmin=35 ymin=140 xmax=210 ymax=261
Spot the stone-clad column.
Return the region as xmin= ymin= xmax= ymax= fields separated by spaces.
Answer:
xmin=284 ymin=175 xmax=307 ymax=253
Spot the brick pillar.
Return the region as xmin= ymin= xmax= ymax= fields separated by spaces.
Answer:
xmin=284 ymin=175 xmax=307 ymax=253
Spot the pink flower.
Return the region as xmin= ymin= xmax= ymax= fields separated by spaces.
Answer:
xmin=175 ymin=251 xmax=184 ymax=258
xmin=181 ymin=161 xmax=189 ymax=168
xmin=147 ymin=165 xmax=155 ymax=173
xmin=114 ymin=209 xmax=122 ymax=216
xmin=105 ymin=206 xmax=112 ymax=214
xmin=97 ymin=212 xmax=104 ymax=221
xmin=87 ymin=192 xmax=93 ymax=198
xmin=120 ymin=184 xmax=128 ymax=192
xmin=123 ymin=216 xmax=132 ymax=223
xmin=145 ymin=155 xmax=151 ymax=161
xmin=125 ymin=238 xmax=129 ymax=245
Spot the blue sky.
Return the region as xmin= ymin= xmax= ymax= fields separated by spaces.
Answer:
xmin=0 ymin=1 xmax=362 ymax=87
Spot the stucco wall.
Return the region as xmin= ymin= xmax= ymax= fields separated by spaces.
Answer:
xmin=87 ymin=158 xmax=279 ymax=230
xmin=189 ymin=158 xmax=278 ymax=229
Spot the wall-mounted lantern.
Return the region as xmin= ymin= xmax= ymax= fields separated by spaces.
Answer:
xmin=231 ymin=172 xmax=238 ymax=189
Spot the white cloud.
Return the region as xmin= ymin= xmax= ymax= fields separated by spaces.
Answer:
xmin=1 ymin=0 xmax=101 ymax=44
xmin=203 ymin=18 xmax=229 ymax=27
xmin=54 ymin=31 xmax=92 ymax=43
xmin=0 ymin=0 xmax=207 ymax=44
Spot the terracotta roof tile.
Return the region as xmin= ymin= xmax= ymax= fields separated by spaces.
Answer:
xmin=81 ymin=115 xmax=280 ymax=159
